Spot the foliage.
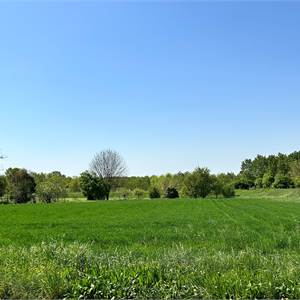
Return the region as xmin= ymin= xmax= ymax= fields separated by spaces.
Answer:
xmin=164 ymin=187 xmax=179 ymax=198
xmin=149 ymin=186 xmax=160 ymax=199
xmin=272 ymin=173 xmax=294 ymax=189
xmin=238 ymin=151 xmax=300 ymax=189
xmin=0 ymin=176 xmax=7 ymax=198
xmin=69 ymin=177 xmax=81 ymax=193
xmin=80 ymin=171 xmax=109 ymax=200
xmin=211 ymin=175 xmax=224 ymax=198
xmin=235 ymin=176 xmax=255 ymax=190
xmin=114 ymin=187 xmax=131 ymax=199
xmin=5 ymin=168 xmax=36 ymax=203
xmin=184 ymin=167 xmax=213 ymax=198
xmin=36 ymin=174 xmax=67 ymax=203
xmin=133 ymin=188 xmax=145 ymax=199
xmin=255 ymin=177 xmax=263 ymax=188
xmin=221 ymin=184 xmax=235 ymax=198
xmin=262 ymin=172 xmax=274 ymax=188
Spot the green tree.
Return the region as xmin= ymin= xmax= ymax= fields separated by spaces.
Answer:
xmin=80 ymin=171 xmax=109 ymax=200
xmin=69 ymin=177 xmax=81 ymax=193
xmin=36 ymin=174 xmax=67 ymax=203
xmin=211 ymin=175 xmax=223 ymax=198
xmin=5 ymin=168 xmax=36 ymax=203
xmin=0 ymin=176 xmax=7 ymax=198
xmin=165 ymin=187 xmax=179 ymax=199
xmin=149 ymin=186 xmax=160 ymax=199
xmin=184 ymin=167 xmax=213 ymax=198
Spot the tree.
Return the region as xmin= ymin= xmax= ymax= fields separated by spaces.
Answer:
xmin=5 ymin=168 xmax=35 ymax=203
xmin=69 ymin=177 xmax=81 ymax=193
xmin=80 ymin=171 xmax=109 ymax=200
xmin=149 ymin=186 xmax=160 ymax=199
xmin=0 ymin=176 xmax=6 ymax=198
xmin=184 ymin=167 xmax=213 ymax=198
xmin=36 ymin=174 xmax=67 ymax=203
xmin=165 ymin=187 xmax=179 ymax=199
xmin=211 ymin=175 xmax=223 ymax=198
xmin=90 ymin=149 xmax=127 ymax=200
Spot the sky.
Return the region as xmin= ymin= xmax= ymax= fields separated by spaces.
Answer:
xmin=1 ymin=1 xmax=300 ymax=176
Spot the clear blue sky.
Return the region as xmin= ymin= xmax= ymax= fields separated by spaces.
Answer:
xmin=1 ymin=2 xmax=300 ymax=176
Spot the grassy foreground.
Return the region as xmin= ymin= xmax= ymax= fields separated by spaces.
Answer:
xmin=0 ymin=197 xmax=299 ymax=298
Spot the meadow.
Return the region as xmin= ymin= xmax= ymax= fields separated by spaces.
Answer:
xmin=0 ymin=194 xmax=299 ymax=298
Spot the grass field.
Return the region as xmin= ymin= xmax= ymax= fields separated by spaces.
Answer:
xmin=0 ymin=195 xmax=299 ymax=298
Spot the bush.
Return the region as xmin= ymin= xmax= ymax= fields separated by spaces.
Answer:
xmin=292 ymin=176 xmax=300 ymax=188
xmin=5 ymin=168 xmax=36 ymax=203
xmin=165 ymin=187 xmax=179 ymax=199
xmin=262 ymin=173 xmax=274 ymax=188
xmin=149 ymin=187 xmax=160 ymax=199
xmin=272 ymin=173 xmax=294 ymax=189
xmin=133 ymin=188 xmax=145 ymax=199
xmin=254 ymin=178 xmax=263 ymax=188
xmin=221 ymin=184 xmax=235 ymax=198
xmin=115 ymin=188 xmax=131 ymax=199
xmin=234 ymin=177 xmax=254 ymax=190
xmin=36 ymin=175 xmax=67 ymax=203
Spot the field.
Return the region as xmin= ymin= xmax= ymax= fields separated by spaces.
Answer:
xmin=0 ymin=194 xmax=299 ymax=298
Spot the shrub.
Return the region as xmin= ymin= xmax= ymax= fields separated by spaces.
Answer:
xmin=262 ymin=173 xmax=274 ymax=188
xmin=292 ymin=176 xmax=300 ymax=188
xmin=272 ymin=173 xmax=294 ymax=189
xmin=133 ymin=188 xmax=145 ymax=199
xmin=36 ymin=175 xmax=67 ymax=203
xmin=149 ymin=187 xmax=160 ymax=199
xmin=254 ymin=178 xmax=263 ymax=188
xmin=221 ymin=184 xmax=235 ymax=198
xmin=165 ymin=187 xmax=179 ymax=198
xmin=115 ymin=187 xmax=130 ymax=199
xmin=234 ymin=177 xmax=254 ymax=190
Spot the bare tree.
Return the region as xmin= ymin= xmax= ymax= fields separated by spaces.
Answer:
xmin=90 ymin=149 xmax=127 ymax=199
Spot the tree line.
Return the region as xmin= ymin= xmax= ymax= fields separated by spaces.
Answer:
xmin=0 ymin=150 xmax=300 ymax=203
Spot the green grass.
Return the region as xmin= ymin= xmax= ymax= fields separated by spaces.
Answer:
xmin=0 ymin=197 xmax=299 ymax=298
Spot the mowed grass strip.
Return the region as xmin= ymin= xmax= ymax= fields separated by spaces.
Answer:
xmin=0 ymin=198 xmax=299 ymax=298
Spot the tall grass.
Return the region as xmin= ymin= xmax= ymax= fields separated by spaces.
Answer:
xmin=1 ymin=242 xmax=299 ymax=299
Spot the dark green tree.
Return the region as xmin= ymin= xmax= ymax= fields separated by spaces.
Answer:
xmin=165 ymin=187 xmax=179 ymax=199
xmin=5 ymin=168 xmax=36 ymax=203
xmin=0 ymin=176 xmax=7 ymax=198
xmin=80 ymin=171 xmax=109 ymax=200
xmin=184 ymin=167 xmax=213 ymax=198
xmin=149 ymin=186 xmax=160 ymax=199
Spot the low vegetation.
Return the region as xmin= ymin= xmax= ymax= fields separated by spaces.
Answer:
xmin=0 ymin=197 xmax=299 ymax=298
